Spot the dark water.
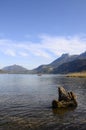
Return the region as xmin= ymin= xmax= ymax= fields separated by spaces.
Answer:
xmin=0 ymin=74 xmax=86 ymax=130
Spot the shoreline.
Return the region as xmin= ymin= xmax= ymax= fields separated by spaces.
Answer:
xmin=66 ymin=72 xmax=86 ymax=78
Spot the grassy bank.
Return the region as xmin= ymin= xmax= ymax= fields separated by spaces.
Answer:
xmin=66 ymin=72 xmax=86 ymax=78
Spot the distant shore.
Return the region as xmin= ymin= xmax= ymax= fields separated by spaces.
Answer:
xmin=66 ymin=72 xmax=86 ymax=78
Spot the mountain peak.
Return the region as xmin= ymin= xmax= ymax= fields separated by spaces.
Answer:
xmin=49 ymin=53 xmax=77 ymax=68
xmin=79 ymin=51 xmax=86 ymax=59
xmin=2 ymin=64 xmax=28 ymax=74
xmin=61 ymin=53 xmax=69 ymax=57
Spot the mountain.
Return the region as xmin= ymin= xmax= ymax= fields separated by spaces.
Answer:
xmin=2 ymin=64 xmax=31 ymax=74
xmin=78 ymin=51 xmax=86 ymax=59
xmin=1 ymin=51 xmax=86 ymax=74
xmin=33 ymin=53 xmax=78 ymax=73
xmin=33 ymin=64 xmax=53 ymax=74
xmin=33 ymin=51 xmax=86 ymax=74
xmin=0 ymin=69 xmax=6 ymax=74
xmin=52 ymin=51 xmax=86 ymax=74
xmin=49 ymin=53 xmax=78 ymax=68
xmin=52 ymin=59 xmax=86 ymax=74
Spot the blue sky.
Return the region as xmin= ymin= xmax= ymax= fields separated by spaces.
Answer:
xmin=0 ymin=0 xmax=86 ymax=69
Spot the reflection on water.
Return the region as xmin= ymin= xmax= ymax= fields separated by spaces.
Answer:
xmin=0 ymin=74 xmax=86 ymax=130
xmin=52 ymin=107 xmax=76 ymax=115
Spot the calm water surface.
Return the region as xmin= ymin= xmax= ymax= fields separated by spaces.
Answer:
xmin=0 ymin=74 xmax=86 ymax=130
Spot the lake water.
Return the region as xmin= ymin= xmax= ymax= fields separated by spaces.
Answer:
xmin=0 ymin=74 xmax=86 ymax=130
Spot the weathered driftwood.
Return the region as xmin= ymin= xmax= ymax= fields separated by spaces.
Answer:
xmin=52 ymin=87 xmax=77 ymax=108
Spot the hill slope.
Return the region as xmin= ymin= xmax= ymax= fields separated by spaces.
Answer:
xmin=0 ymin=69 xmax=6 ymax=74
xmin=1 ymin=51 xmax=86 ymax=74
xmin=2 ymin=64 xmax=30 ymax=74
xmin=33 ymin=54 xmax=78 ymax=73
xmin=52 ymin=59 xmax=86 ymax=74
xmin=33 ymin=51 xmax=86 ymax=74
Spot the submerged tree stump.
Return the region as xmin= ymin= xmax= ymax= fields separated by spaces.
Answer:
xmin=52 ymin=87 xmax=77 ymax=108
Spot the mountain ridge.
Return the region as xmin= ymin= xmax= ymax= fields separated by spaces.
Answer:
xmin=1 ymin=51 xmax=86 ymax=74
xmin=33 ymin=51 xmax=86 ymax=74
xmin=33 ymin=53 xmax=79 ymax=73
xmin=2 ymin=64 xmax=32 ymax=74
xmin=52 ymin=59 xmax=86 ymax=74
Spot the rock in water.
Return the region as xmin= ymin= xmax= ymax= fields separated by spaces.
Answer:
xmin=58 ymin=87 xmax=70 ymax=101
xmin=52 ymin=87 xmax=77 ymax=108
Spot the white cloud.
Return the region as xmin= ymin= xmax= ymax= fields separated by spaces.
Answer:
xmin=0 ymin=34 xmax=86 ymax=59
xmin=4 ymin=49 xmax=16 ymax=57
xmin=19 ymin=52 xmax=29 ymax=57
xmin=39 ymin=35 xmax=86 ymax=56
xmin=32 ymin=49 xmax=50 ymax=58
